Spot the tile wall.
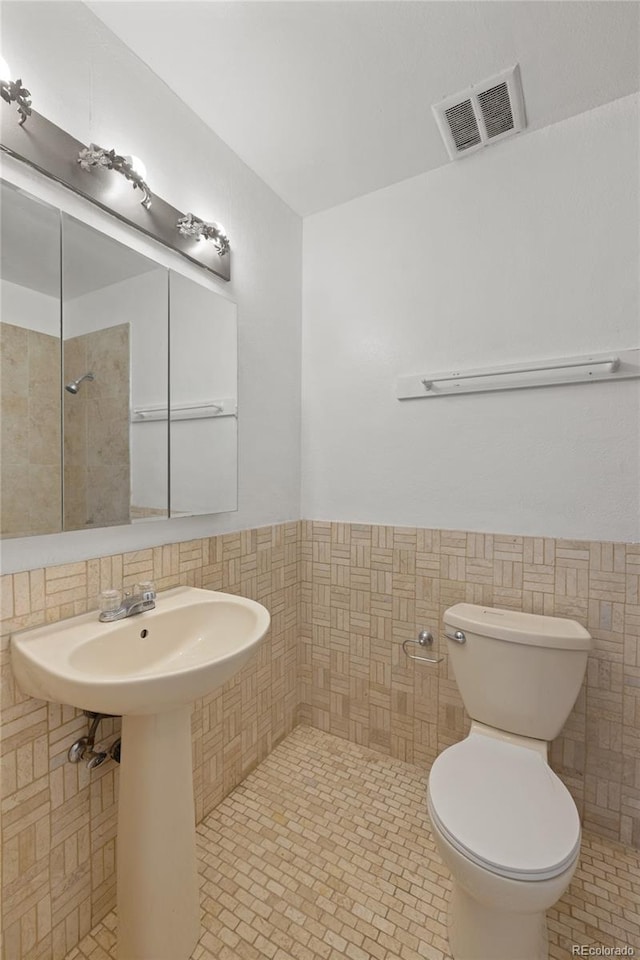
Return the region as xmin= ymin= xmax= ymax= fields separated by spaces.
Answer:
xmin=63 ymin=324 xmax=131 ymax=531
xmin=298 ymin=522 xmax=640 ymax=850
xmin=0 ymin=324 xmax=61 ymax=537
xmin=0 ymin=523 xmax=298 ymax=960
xmin=1 ymin=519 xmax=638 ymax=959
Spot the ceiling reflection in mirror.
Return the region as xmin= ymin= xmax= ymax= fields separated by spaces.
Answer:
xmin=0 ymin=179 xmax=238 ymax=539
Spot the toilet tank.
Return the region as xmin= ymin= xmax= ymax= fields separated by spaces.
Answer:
xmin=443 ymin=604 xmax=592 ymax=741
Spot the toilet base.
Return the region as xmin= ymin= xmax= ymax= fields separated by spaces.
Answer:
xmin=449 ymin=880 xmax=548 ymax=960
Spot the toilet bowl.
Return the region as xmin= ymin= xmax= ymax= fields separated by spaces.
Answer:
xmin=428 ymin=604 xmax=591 ymax=960
xmin=427 ymin=724 xmax=580 ymax=960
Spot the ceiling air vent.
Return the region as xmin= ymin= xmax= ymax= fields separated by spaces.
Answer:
xmin=432 ymin=65 xmax=526 ymax=161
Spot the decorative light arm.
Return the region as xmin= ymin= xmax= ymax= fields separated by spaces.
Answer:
xmin=176 ymin=213 xmax=230 ymax=257
xmin=77 ymin=144 xmax=152 ymax=210
xmin=0 ymin=78 xmax=31 ymax=125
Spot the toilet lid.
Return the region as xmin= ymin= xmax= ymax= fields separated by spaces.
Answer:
xmin=427 ymin=735 xmax=581 ymax=881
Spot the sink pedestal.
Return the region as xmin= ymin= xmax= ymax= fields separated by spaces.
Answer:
xmin=118 ymin=706 xmax=200 ymax=960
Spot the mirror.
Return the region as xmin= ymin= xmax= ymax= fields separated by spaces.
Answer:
xmin=62 ymin=214 xmax=168 ymax=530
xmin=169 ymin=271 xmax=238 ymax=517
xmin=1 ymin=182 xmax=62 ymax=537
xmin=0 ymin=180 xmax=238 ymax=538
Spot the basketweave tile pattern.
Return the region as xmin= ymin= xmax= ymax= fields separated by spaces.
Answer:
xmin=64 ymin=726 xmax=640 ymax=960
xmin=2 ymin=520 xmax=639 ymax=960
xmin=0 ymin=523 xmax=298 ymax=960
xmin=298 ymin=523 xmax=640 ymax=850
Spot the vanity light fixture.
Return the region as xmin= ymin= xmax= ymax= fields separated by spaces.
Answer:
xmin=77 ymin=144 xmax=152 ymax=210
xmin=176 ymin=213 xmax=230 ymax=257
xmin=0 ymin=55 xmax=31 ymax=126
xmin=128 ymin=155 xmax=147 ymax=182
xmin=1 ymin=89 xmax=231 ymax=278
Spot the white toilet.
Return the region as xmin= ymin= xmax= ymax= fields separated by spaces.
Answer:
xmin=427 ymin=603 xmax=591 ymax=960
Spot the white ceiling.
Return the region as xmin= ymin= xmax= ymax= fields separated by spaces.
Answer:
xmin=89 ymin=2 xmax=638 ymax=216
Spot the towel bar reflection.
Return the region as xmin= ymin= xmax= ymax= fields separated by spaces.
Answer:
xmin=131 ymin=399 xmax=237 ymax=422
xmin=402 ymin=630 xmax=443 ymax=664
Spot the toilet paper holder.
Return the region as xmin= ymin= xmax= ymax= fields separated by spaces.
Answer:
xmin=402 ymin=630 xmax=443 ymax=664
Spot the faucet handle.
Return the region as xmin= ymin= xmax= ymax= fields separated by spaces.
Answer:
xmin=137 ymin=580 xmax=156 ymax=601
xmin=99 ymin=589 xmax=121 ymax=616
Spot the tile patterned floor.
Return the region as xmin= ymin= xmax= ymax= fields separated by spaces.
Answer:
xmin=67 ymin=726 xmax=640 ymax=960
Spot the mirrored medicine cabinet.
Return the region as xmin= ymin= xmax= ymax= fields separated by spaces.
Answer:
xmin=0 ymin=179 xmax=238 ymax=539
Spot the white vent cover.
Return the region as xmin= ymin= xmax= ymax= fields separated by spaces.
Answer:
xmin=432 ymin=65 xmax=526 ymax=160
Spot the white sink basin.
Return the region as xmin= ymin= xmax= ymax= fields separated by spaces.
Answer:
xmin=11 ymin=585 xmax=270 ymax=715
xmin=11 ymin=585 xmax=270 ymax=960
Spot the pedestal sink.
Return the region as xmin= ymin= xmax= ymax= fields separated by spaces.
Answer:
xmin=11 ymin=586 xmax=270 ymax=960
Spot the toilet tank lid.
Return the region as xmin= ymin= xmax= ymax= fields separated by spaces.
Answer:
xmin=443 ymin=604 xmax=592 ymax=650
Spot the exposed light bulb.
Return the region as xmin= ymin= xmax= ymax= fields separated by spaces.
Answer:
xmin=128 ymin=155 xmax=147 ymax=181
xmin=0 ymin=56 xmax=12 ymax=83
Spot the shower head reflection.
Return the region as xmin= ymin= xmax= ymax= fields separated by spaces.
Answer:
xmin=65 ymin=372 xmax=95 ymax=394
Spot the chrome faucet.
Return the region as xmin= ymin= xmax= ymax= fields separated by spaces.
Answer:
xmin=99 ymin=583 xmax=156 ymax=622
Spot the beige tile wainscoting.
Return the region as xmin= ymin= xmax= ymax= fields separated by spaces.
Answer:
xmin=1 ymin=520 xmax=639 ymax=959
xmin=299 ymin=523 xmax=640 ymax=850
xmin=0 ymin=524 xmax=298 ymax=960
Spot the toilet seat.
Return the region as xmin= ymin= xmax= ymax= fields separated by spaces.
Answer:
xmin=427 ymin=733 xmax=581 ymax=882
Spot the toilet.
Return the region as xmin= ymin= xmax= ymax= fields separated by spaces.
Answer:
xmin=427 ymin=603 xmax=591 ymax=960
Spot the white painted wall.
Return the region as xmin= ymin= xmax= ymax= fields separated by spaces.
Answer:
xmin=2 ymin=2 xmax=637 ymax=568
xmin=1 ymin=1 xmax=301 ymax=573
xmin=302 ymin=95 xmax=640 ymax=541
